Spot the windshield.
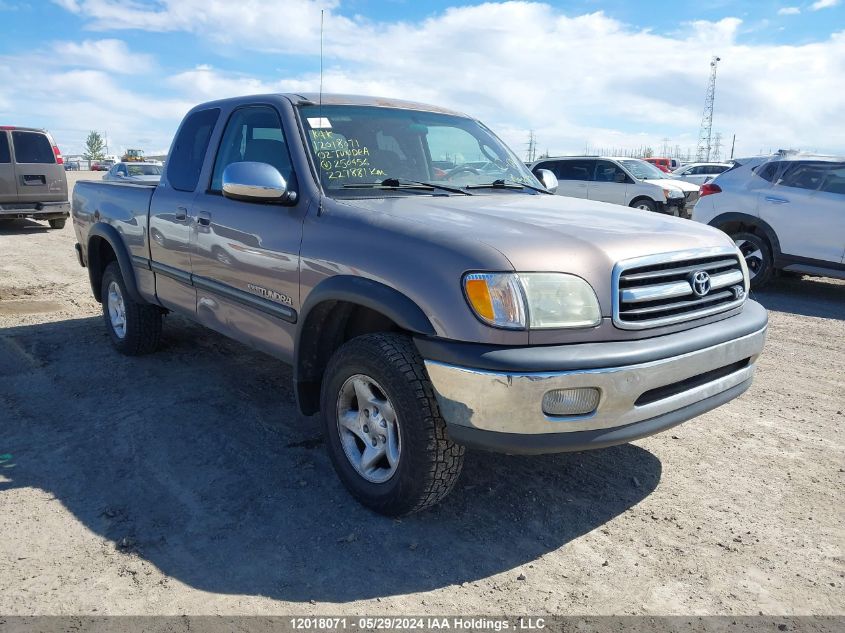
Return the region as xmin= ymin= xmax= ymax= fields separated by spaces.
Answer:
xmin=620 ymin=159 xmax=668 ymax=180
xmin=298 ymin=105 xmax=542 ymax=195
xmin=127 ymin=164 xmax=162 ymax=176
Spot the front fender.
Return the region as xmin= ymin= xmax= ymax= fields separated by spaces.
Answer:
xmin=294 ymin=275 xmax=436 ymax=415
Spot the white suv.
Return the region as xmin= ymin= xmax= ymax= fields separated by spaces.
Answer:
xmin=531 ymin=156 xmax=700 ymax=217
xmin=672 ymin=162 xmax=733 ymax=185
xmin=692 ymin=155 xmax=845 ymax=288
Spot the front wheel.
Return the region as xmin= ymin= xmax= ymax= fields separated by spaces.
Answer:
xmin=630 ymin=198 xmax=657 ymax=212
xmin=321 ymin=333 xmax=464 ymax=516
xmin=733 ymin=231 xmax=773 ymax=289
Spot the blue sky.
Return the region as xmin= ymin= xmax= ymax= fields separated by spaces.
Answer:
xmin=1 ymin=0 xmax=843 ymax=158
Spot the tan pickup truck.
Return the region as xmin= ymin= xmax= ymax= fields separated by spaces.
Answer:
xmin=71 ymin=94 xmax=768 ymax=515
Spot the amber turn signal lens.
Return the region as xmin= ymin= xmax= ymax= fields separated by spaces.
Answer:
xmin=465 ymin=278 xmax=495 ymax=320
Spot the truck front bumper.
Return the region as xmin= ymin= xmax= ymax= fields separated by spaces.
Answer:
xmin=419 ymin=301 xmax=767 ymax=454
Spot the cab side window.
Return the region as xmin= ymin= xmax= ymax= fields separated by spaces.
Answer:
xmin=210 ymin=105 xmax=293 ymax=192
xmin=168 ymin=108 xmax=220 ymax=192
xmin=819 ymin=163 xmax=845 ymax=196
xmin=0 ymin=133 xmax=10 ymax=163
xmin=778 ymin=162 xmax=829 ymax=191
xmin=556 ymin=159 xmax=596 ymax=181
xmin=594 ymin=160 xmax=627 ymax=183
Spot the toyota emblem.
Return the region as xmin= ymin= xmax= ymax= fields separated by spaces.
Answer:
xmin=690 ymin=271 xmax=711 ymax=297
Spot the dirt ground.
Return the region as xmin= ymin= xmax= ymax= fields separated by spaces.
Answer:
xmin=0 ymin=172 xmax=842 ymax=616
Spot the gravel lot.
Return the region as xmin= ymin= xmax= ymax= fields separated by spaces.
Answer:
xmin=0 ymin=172 xmax=842 ymax=615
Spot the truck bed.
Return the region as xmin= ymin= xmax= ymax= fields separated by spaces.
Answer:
xmin=72 ymin=180 xmax=156 ymax=266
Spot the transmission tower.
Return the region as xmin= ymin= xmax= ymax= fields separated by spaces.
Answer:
xmin=525 ymin=130 xmax=537 ymax=163
xmin=712 ymin=132 xmax=722 ymax=161
xmin=695 ymin=56 xmax=720 ymax=162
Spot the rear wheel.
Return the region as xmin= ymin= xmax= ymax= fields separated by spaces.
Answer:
xmin=321 ymin=333 xmax=464 ymax=516
xmin=733 ymin=231 xmax=773 ymax=289
xmin=101 ymin=261 xmax=162 ymax=355
xmin=630 ymin=198 xmax=657 ymax=212
xmin=48 ymin=218 xmax=66 ymax=229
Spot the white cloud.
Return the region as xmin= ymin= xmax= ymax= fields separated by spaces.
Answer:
xmin=52 ymin=39 xmax=155 ymax=74
xmin=51 ymin=0 xmax=80 ymax=12
xmin=30 ymin=2 xmax=845 ymax=157
xmin=777 ymin=7 xmax=801 ymax=15
xmin=811 ymin=0 xmax=841 ymax=9
xmin=0 ymin=63 xmax=192 ymax=155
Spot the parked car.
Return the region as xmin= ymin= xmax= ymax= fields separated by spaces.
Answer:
xmin=72 ymin=94 xmax=767 ymax=515
xmin=64 ymin=159 xmax=81 ymax=171
xmin=672 ymin=162 xmax=732 ymax=185
xmin=103 ymin=161 xmax=162 ymax=184
xmin=692 ymin=154 xmax=845 ymax=287
xmin=0 ymin=125 xmax=69 ymax=229
xmin=91 ymin=162 xmax=108 ymax=171
xmin=531 ymin=156 xmax=699 ymax=217
xmin=645 ymin=157 xmax=672 ymax=172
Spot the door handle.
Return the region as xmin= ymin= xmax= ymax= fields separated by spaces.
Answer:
xmin=174 ymin=206 xmax=188 ymax=221
xmin=765 ymin=196 xmax=789 ymax=204
xmin=197 ymin=211 xmax=211 ymax=227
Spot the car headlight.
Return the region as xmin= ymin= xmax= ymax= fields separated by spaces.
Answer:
xmin=463 ymin=272 xmax=601 ymax=330
xmin=663 ymin=187 xmax=684 ymax=200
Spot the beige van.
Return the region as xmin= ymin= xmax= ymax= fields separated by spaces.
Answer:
xmin=0 ymin=126 xmax=70 ymax=229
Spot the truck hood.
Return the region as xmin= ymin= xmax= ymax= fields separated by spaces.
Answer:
xmin=341 ymin=192 xmax=734 ymax=313
xmin=644 ymin=178 xmax=699 ymax=192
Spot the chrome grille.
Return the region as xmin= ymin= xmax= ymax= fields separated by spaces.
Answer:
xmin=613 ymin=248 xmax=747 ymax=329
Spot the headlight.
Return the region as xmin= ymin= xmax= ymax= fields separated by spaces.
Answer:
xmin=663 ymin=187 xmax=684 ymax=199
xmin=464 ymin=273 xmax=526 ymax=329
xmin=463 ymin=272 xmax=601 ymax=330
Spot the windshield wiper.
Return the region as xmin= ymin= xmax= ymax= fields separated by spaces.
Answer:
xmin=342 ymin=178 xmax=472 ymax=195
xmin=465 ymin=179 xmax=549 ymax=193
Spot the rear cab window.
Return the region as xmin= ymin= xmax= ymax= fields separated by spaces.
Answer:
xmin=11 ymin=131 xmax=54 ymax=164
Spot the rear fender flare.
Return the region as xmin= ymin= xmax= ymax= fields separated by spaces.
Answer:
xmin=87 ymin=223 xmax=144 ymax=303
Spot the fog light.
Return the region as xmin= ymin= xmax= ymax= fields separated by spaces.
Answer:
xmin=542 ymin=387 xmax=600 ymax=416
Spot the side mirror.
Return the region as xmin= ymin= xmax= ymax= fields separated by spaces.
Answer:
xmin=222 ymin=161 xmax=296 ymax=204
xmin=535 ymin=168 xmax=558 ymax=193
xmin=116 ymin=172 xmax=125 ymax=178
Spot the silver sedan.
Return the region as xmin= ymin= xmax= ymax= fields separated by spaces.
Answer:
xmin=103 ymin=162 xmax=162 ymax=184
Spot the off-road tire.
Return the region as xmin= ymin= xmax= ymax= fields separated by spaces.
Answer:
xmin=732 ymin=231 xmax=773 ymax=289
xmin=321 ymin=333 xmax=465 ymax=516
xmin=48 ymin=218 xmax=66 ymax=229
xmin=101 ymin=261 xmax=162 ymax=355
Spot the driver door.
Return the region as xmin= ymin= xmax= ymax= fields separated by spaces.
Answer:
xmin=589 ymin=160 xmax=629 ymax=205
xmin=191 ymin=104 xmax=305 ymax=362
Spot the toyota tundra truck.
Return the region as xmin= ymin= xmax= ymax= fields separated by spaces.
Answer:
xmin=71 ymin=94 xmax=768 ymax=516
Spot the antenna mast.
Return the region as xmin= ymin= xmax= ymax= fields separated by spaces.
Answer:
xmin=695 ymin=56 xmax=720 ymax=162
